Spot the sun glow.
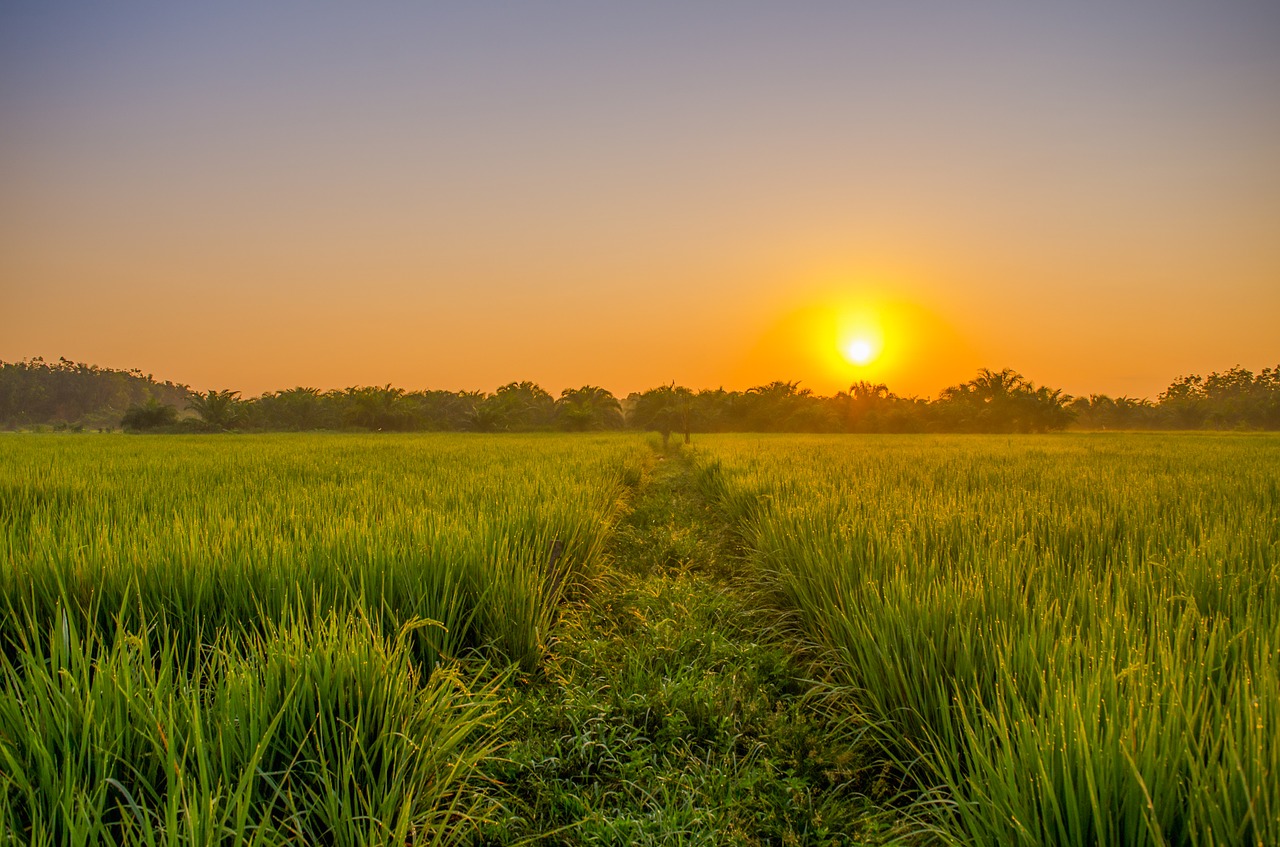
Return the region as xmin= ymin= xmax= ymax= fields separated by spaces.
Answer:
xmin=737 ymin=276 xmax=979 ymax=395
xmin=842 ymin=337 xmax=879 ymax=366
xmin=836 ymin=309 xmax=886 ymax=372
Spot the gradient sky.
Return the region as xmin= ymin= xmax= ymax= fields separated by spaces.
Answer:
xmin=3 ymin=2 xmax=1277 ymax=399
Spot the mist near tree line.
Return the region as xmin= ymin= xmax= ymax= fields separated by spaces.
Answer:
xmin=3 ymin=357 xmax=1277 ymax=435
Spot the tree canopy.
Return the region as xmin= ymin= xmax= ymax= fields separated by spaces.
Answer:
xmin=3 ymin=356 xmax=1277 ymax=434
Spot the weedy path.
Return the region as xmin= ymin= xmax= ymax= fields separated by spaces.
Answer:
xmin=471 ymin=445 xmax=903 ymax=846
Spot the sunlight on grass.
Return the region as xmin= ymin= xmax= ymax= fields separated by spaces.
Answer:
xmin=0 ymin=433 xmax=645 ymax=843
xmin=701 ymin=433 xmax=1280 ymax=846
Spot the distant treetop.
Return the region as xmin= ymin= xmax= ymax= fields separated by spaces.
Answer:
xmin=2 ymin=357 xmax=1276 ymax=433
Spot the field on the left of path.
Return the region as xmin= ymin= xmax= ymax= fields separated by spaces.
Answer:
xmin=0 ymin=432 xmax=644 ymax=845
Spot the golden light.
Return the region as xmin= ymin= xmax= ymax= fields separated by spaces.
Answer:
xmin=842 ymin=337 xmax=879 ymax=366
xmin=734 ymin=270 xmax=980 ymax=396
xmin=835 ymin=308 xmax=886 ymax=373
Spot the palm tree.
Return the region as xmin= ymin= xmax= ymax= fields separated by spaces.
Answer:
xmin=468 ymin=400 xmax=506 ymax=433
xmin=744 ymin=381 xmax=813 ymax=431
xmin=342 ymin=384 xmax=410 ymax=430
xmin=632 ymin=384 xmax=697 ymax=446
xmin=969 ymin=368 xmax=1028 ymax=404
xmin=187 ymin=389 xmax=242 ymax=431
xmin=476 ymin=381 xmax=556 ymax=431
xmin=269 ymin=386 xmax=328 ymax=430
xmin=556 ymin=386 xmax=623 ymax=431
xmin=121 ymin=398 xmax=178 ymax=431
xmin=939 ymin=368 xmax=1074 ymax=432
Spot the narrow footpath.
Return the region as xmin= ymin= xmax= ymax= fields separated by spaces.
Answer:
xmin=471 ymin=445 xmax=905 ymax=846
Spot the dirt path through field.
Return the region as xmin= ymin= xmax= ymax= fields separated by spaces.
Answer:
xmin=471 ymin=445 xmax=901 ymax=845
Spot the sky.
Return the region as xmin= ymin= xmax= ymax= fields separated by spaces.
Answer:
xmin=2 ymin=2 xmax=1277 ymax=399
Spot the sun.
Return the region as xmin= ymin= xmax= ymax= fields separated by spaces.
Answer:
xmin=843 ymin=337 xmax=877 ymax=366
xmin=840 ymin=331 xmax=883 ymax=367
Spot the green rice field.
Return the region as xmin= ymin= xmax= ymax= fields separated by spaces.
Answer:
xmin=700 ymin=433 xmax=1279 ymax=846
xmin=2 ymin=432 xmax=1276 ymax=845
xmin=1 ymin=434 xmax=642 ymax=844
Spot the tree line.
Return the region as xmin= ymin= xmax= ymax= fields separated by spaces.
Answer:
xmin=1068 ymin=367 xmax=1280 ymax=431
xmin=2 ymin=356 xmax=1277 ymax=435
xmin=0 ymin=357 xmax=191 ymax=431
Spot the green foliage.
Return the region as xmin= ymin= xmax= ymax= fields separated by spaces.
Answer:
xmin=0 ymin=433 xmax=646 ymax=842
xmin=5 ymin=427 xmax=1276 ymax=843
xmin=472 ymin=446 xmax=898 ymax=845
xmin=0 ymin=357 xmax=190 ymax=430
xmin=630 ymin=384 xmax=697 ymax=446
xmin=932 ymin=367 xmax=1074 ymax=432
xmin=556 ymin=386 xmax=624 ymax=432
xmin=478 ymin=573 xmax=891 ymax=845
xmin=120 ymin=398 xmax=178 ymax=431
xmin=248 ymin=386 xmax=333 ymax=430
xmin=1068 ymin=394 xmax=1159 ymax=430
xmin=0 ymin=603 xmax=504 ymax=845
xmin=471 ymin=381 xmax=556 ymax=432
xmin=186 ymin=389 xmax=244 ymax=431
xmin=1074 ymin=365 xmax=1280 ymax=430
xmin=702 ymin=433 xmax=1280 ymax=846
xmin=339 ymin=384 xmax=412 ymax=431
xmin=0 ymin=434 xmax=640 ymax=671
xmin=7 ymin=357 xmax=1278 ymax=433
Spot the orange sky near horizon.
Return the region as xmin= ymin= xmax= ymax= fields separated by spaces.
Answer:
xmin=2 ymin=4 xmax=1277 ymax=401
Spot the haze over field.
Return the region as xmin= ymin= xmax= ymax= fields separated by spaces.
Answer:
xmin=3 ymin=3 xmax=1277 ymax=398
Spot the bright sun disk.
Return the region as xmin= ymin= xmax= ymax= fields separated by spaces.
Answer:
xmin=844 ymin=337 xmax=876 ymax=366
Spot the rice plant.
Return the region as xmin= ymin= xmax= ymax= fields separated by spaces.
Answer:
xmin=699 ymin=433 xmax=1280 ymax=846
xmin=0 ymin=432 xmax=644 ymax=844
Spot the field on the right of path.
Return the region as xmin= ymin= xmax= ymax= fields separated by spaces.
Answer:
xmin=700 ymin=433 xmax=1279 ymax=846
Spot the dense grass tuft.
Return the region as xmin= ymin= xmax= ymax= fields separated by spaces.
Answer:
xmin=0 ymin=604 xmax=506 ymax=844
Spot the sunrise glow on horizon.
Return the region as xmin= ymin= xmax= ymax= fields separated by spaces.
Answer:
xmin=2 ymin=3 xmax=1277 ymax=400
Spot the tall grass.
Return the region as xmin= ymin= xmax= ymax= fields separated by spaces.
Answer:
xmin=700 ymin=433 xmax=1279 ymax=846
xmin=0 ymin=433 xmax=643 ymax=843
xmin=1 ymin=433 xmax=640 ymax=669
xmin=0 ymin=603 xmax=506 ymax=845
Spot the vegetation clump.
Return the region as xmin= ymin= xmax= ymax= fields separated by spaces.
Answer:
xmin=120 ymin=397 xmax=178 ymax=431
xmin=0 ymin=607 xmax=505 ymax=844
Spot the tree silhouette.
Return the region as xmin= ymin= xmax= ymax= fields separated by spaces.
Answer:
xmin=556 ymin=386 xmax=623 ymax=431
xmin=0 ymin=357 xmax=190 ymax=429
xmin=405 ymin=389 xmax=479 ymax=431
xmin=341 ymin=385 xmax=413 ymax=430
xmin=744 ymin=381 xmax=828 ymax=431
xmin=631 ymin=384 xmax=697 ymax=446
xmin=472 ymin=381 xmax=555 ymax=431
xmin=251 ymin=387 xmax=330 ymax=430
xmin=937 ymin=368 xmax=1072 ymax=432
xmin=12 ymin=356 xmax=1275 ymax=434
xmin=187 ymin=389 xmax=243 ymax=431
xmin=121 ymin=398 xmax=178 ymax=431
